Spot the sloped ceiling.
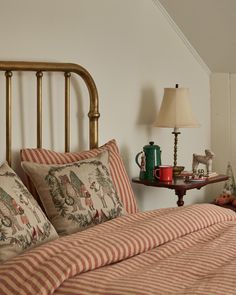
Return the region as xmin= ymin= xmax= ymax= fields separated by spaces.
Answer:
xmin=158 ymin=0 xmax=236 ymax=73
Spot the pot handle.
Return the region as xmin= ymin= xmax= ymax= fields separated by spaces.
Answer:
xmin=135 ymin=151 xmax=142 ymax=169
xmin=136 ymin=151 xmax=146 ymax=171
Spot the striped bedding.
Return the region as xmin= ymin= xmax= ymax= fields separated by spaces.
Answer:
xmin=1 ymin=204 xmax=236 ymax=295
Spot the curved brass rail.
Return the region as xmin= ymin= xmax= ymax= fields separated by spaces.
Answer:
xmin=0 ymin=61 xmax=100 ymax=165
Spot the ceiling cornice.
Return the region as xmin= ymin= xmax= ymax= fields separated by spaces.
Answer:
xmin=152 ymin=0 xmax=211 ymax=75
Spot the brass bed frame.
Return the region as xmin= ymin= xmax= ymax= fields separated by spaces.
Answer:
xmin=0 ymin=61 xmax=100 ymax=166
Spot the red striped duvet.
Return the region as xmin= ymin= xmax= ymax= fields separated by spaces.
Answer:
xmin=1 ymin=204 xmax=236 ymax=295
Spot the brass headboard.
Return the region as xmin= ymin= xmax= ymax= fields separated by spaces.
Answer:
xmin=0 ymin=61 xmax=100 ymax=166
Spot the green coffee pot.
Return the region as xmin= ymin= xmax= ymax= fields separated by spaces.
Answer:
xmin=135 ymin=141 xmax=162 ymax=180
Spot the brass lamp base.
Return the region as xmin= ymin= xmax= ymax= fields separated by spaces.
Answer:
xmin=173 ymin=166 xmax=185 ymax=176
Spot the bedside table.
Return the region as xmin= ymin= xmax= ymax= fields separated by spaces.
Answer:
xmin=132 ymin=175 xmax=228 ymax=207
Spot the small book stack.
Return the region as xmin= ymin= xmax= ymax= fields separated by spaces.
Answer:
xmin=179 ymin=171 xmax=219 ymax=182
xmin=180 ymin=171 xmax=193 ymax=177
xmin=206 ymin=172 xmax=218 ymax=178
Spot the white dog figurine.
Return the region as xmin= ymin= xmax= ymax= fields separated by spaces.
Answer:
xmin=192 ymin=149 xmax=215 ymax=175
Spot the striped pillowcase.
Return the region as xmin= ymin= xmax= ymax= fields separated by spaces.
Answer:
xmin=20 ymin=139 xmax=138 ymax=214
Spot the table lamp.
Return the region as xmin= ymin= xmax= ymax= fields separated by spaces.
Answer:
xmin=154 ymin=84 xmax=199 ymax=175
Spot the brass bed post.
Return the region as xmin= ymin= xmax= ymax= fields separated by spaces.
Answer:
xmin=36 ymin=71 xmax=43 ymax=148
xmin=0 ymin=60 xmax=100 ymax=156
xmin=5 ymin=71 xmax=12 ymax=166
xmin=64 ymin=72 xmax=71 ymax=152
xmin=88 ymin=103 xmax=99 ymax=149
xmin=83 ymin=73 xmax=99 ymax=149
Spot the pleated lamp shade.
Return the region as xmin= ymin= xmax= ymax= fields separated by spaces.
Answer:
xmin=154 ymin=88 xmax=199 ymax=129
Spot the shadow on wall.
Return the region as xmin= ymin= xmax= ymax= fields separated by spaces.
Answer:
xmin=48 ymin=74 xmax=85 ymax=152
xmin=16 ymin=72 xmax=86 ymax=153
xmin=118 ymin=86 xmax=162 ymax=210
xmin=120 ymin=86 xmax=161 ymax=178
xmin=136 ymin=86 xmax=160 ymax=137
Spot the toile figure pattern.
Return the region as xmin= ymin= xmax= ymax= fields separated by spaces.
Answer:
xmin=45 ymin=159 xmax=124 ymax=229
xmin=0 ymin=171 xmax=53 ymax=250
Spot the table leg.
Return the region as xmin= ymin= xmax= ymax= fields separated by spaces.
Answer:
xmin=175 ymin=189 xmax=186 ymax=207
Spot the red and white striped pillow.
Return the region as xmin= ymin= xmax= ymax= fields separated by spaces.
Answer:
xmin=20 ymin=139 xmax=138 ymax=214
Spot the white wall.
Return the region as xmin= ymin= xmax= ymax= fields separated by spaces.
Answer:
xmin=211 ymin=73 xmax=236 ymax=196
xmin=0 ymin=0 xmax=211 ymax=210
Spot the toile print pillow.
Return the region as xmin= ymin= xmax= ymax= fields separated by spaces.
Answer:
xmin=0 ymin=162 xmax=58 ymax=263
xmin=21 ymin=139 xmax=138 ymax=214
xmin=21 ymin=151 xmax=126 ymax=235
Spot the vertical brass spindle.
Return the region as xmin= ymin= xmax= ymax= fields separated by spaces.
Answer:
xmin=5 ymin=71 xmax=12 ymax=166
xmin=172 ymin=130 xmax=180 ymax=167
xmin=36 ymin=71 xmax=43 ymax=148
xmin=65 ymin=72 xmax=71 ymax=152
xmin=89 ymin=116 xmax=99 ymax=149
